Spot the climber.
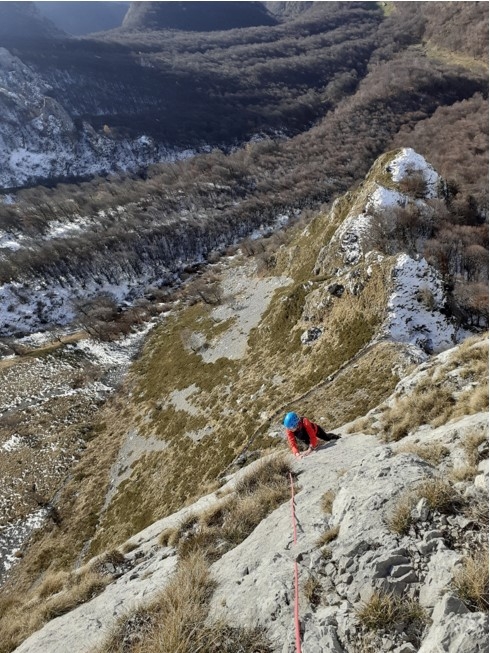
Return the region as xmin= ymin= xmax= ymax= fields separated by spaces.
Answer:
xmin=283 ymin=412 xmax=340 ymax=458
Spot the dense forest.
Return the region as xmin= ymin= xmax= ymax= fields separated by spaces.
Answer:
xmin=0 ymin=1 xmax=487 ymax=333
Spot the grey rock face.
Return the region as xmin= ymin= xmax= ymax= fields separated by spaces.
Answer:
xmin=11 ymin=395 xmax=488 ymax=653
xmin=419 ymin=550 xmax=463 ymax=608
xmin=419 ymin=594 xmax=489 ymax=653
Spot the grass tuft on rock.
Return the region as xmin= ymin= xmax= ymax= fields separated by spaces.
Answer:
xmin=388 ymin=478 xmax=464 ymax=535
xmin=453 ymin=547 xmax=489 ymax=612
xmin=358 ymin=591 xmax=427 ymax=642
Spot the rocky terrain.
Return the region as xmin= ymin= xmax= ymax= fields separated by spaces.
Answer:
xmin=10 ymin=338 xmax=488 ymax=653
xmin=0 ymin=325 xmax=154 ymax=578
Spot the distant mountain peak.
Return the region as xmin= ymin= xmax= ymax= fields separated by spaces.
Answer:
xmin=122 ymin=1 xmax=277 ymax=32
xmin=0 ymin=1 xmax=66 ymax=43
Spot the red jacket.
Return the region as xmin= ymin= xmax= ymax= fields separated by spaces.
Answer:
xmin=286 ymin=417 xmax=319 ymax=456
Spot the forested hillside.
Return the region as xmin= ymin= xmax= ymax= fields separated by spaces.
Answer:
xmin=0 ymin=1 xmax=487 ymax=339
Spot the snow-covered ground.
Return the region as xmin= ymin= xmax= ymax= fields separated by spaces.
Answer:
xmin=383 ymin=254 xmax=470 ymax=353
xmin=0 ymin=509 xmax=48 ymax=575
xmin=0 ymin=265 xmax=176 ymax=337
xmin=388 ymin=147 xmax=440 ymax=197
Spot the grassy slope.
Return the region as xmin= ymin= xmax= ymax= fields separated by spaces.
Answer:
xmin=1 ymin=150 xmax=415 ymax=581
xmin=87 ymin=150 xmax=410 ymax=552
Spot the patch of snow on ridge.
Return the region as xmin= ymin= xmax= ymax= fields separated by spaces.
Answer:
xmin=383 ymin=254 xmax=469 ymax=353
xmin=388 ymin=148 xmax=439 ymax=198
xmin=0 ymin=508 xmax=49 ymax=576
xmin=335 ymin=184 xmax=407 ymax=266
xmin=367 ymin=184 xmax=406 ymax=211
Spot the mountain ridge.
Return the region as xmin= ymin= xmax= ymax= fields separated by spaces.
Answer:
xmin=122 ymin=1 xmax=277 ymax=32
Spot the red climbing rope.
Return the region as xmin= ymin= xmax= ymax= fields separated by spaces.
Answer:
xmin=289 ymin=471 xmax=302 ymax=653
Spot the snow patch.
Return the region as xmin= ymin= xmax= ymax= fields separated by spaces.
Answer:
xmin=73 ymin=322 xmax=154 ymax=368
xmin=388 ymin=148 xmax=439 ymax=198
xmin=383 ymin=254 xmax=469 ymax=353
xmin=248 ymin=213 xmax=292 ymax=241
xmin=1 ymin=435 xmax=23 ymax=452
xmin=0 ymin=231 xmax=23 ymax=250
xmin=367 ymin=185 xmax=406 ymax=211
xmin=0 ymin=508 xmax=48 ymax=575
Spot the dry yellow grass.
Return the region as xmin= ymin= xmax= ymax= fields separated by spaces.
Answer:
xmin=450 ymin=464 xmax=478 ymax=482
xmin=463 ymin=430 xmax=488 ymax=467
xmin=381 ymin=388 xmax=455 ymax=441
xmin=388 ymin=478 xmax=463 ymax=535
xmin=453 ymin=547 xmax=489 ymax=612
xmin=387 ymin=495 xmax=415 ymax=536
xmin=396 ymin=442 xmax=449 ymax=466
xmin=417 ymin=479 xmax=462 ymax=513
xmin=96 ymin=546 xmax=272 ymax=653
xmin=317 ymin=525 xmax=340 ymax=547
xmin=174 ymin=455 xmax=292 ymax=561
xmin=381 ymin=334 xmax=488 ymax=442
xmin=0 ymin=564 xmax=110 ymax=652
xmin=303 ymin=575 xmax=323 ymax=607
xmin=320 ymin=490 xmax=336 ymax=515
xmin=358 ymin=591 xmax=427 ymax=634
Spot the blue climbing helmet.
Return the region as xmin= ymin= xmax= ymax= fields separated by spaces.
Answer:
xmin=283 ymin=412 xmax=300 ymax=430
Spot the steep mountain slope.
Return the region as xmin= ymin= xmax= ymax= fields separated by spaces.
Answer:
xmin=0 ymin=1 xmax=486 ymax=192
xmin=0 ymin=2 xmax=385 ymax=188
xmin=1 ymin=150 xmax=487 ymax=653
xmin=0 ymin=3 xmax=486 ymax=342
xmin=4 ymin=338 xmax=488 ymax=653
xmin=0 ymin=2 xmax=65 ymax=41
